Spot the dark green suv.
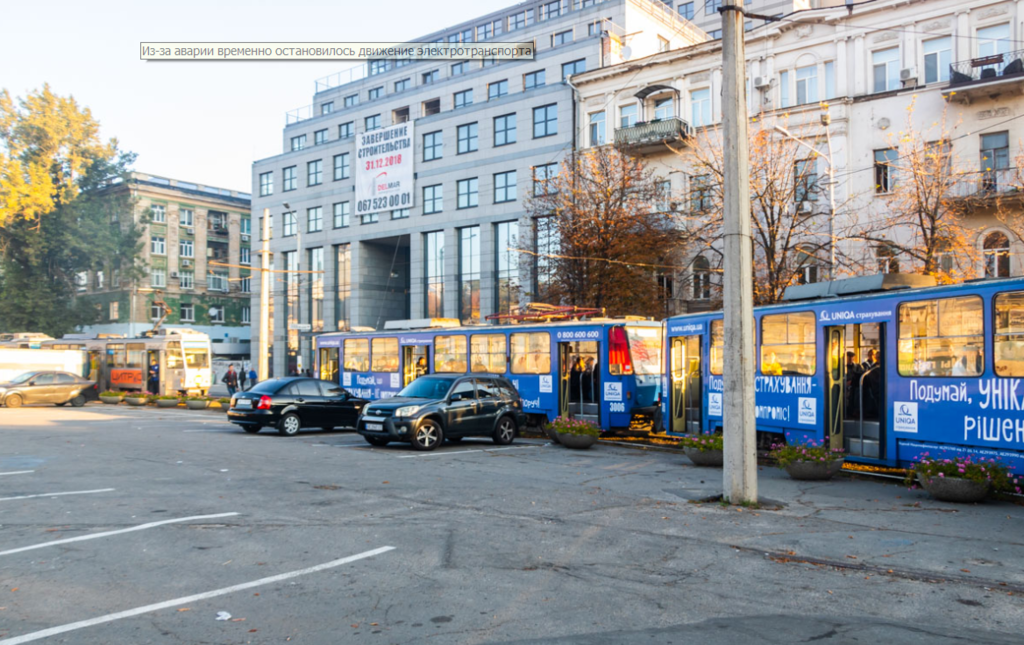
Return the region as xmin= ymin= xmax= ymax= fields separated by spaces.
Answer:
xmin=357 ymin=374 xmax=526 ymax=451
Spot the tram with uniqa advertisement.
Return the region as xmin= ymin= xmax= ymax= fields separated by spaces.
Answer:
xmin=662 ymin=273 xmax=1024 ymax=473
xmin=314 ymin=308 xmax=663 ymax=432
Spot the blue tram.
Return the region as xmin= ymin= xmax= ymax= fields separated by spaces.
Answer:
xmin=313 ymin=317 xmax=663 ymax=432
xmin=663 ymin=274 xmax=1024 ymax=473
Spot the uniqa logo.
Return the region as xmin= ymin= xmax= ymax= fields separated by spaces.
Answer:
xmin=801 ymin=399 xmax=813 ymax=411
xmin=899 ymin=404 xmax=912 ymax=416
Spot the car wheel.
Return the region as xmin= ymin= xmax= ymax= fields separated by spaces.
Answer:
xmin=364 ymin=436 xmax=390 ymax=447
xmin=69 ymin=395 xmax=86 ymax=408
xmin=278 ymin=413 xmax=302 ymax=436
xmin=242 ymin=425 xmax=261 ymax=434
xmin=446 ymin=436 xmax=463 ymax=443
xmin=411 ymin=419 xmax=443 ymax=451
xmin=493 ymin=416 xmax=517 ymax=445
xmin=5 ymin=394 xmax=23 ymax=409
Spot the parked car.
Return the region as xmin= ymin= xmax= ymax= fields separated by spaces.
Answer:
xmin=357 ymin=374 xmax=526 ymax=450
xmin=227 ymin=377 xmax=368 ymax=436
xmin=0 ymin=371 xmax=98 ymax=408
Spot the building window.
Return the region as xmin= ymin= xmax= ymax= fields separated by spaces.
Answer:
xmin=368 ymin=86 xmax=382 ymax=101
xmin=393 ymin=107 xmax=410 ymax=124
xmin=533 ymin=163 xmax=558 ymax=196
xmin=494 ymin=170 xmax=517 ymax=203
xmin=872 ymin=47 xmax=900 ymax=92
xmin=321 ymin=102 xmax=333 ymax=115
xmin=309 ymin=247 xmax=324 ymax=332
xmin=314 ymin=129 xmax=328 ymax=145
xmin=151 ymin=268 xmax=166 ymax=288
xmin=653 ymin=97 xmax=673 ymax=121
xmin=151 ymin=236 xmax=165 ymax=255
xmin=180 ymin=303 xmax=194 ymax=322
xmin=369 ymin=59 xmax=391 ymax=75
xmin=924 ymin=36 xmax=951 ymax=84
xmin=150 ymin=304 xmax=163 ymax=320
xmin=794 ymin=159 xmax=818 ymax=204
xmin=588 ymin=19 xmax=606 ymax=37
xmin=344 ymin=94 xmax=358 ymax=107
xmin=242 ymin=306 xmax=251 ymax=324
xmin=541 ymin=0 xmax=563 ymax=20
xmin=524 ymin=69 xmax=546 ymax=89
xmin=491 ymin=114 xmax=516 ymax=147
xmin=690 ymin=174 xmax=712 ymax=212
xmin=457 ymin=178 xmax=479 ymax=209
xmin=425 ymin=231 xmax=445 ymax=317
xmin=495 ymin=221 xmax=520 ymax=315
xmin=180 ymin=239 xmax=193 ymax=258
xmin=488 ymin=80 xmax=509 ymax=100
xmin=584 ymin=110 xmax=606 ymax=146
xmin=509 ymin=8 xmax=534 ymax=30
xmin=448 ymin=27 xmax=473 ymax=43
xmin=331 ymin=153 xmax=350 ymax=181
xmin=690 ymin=88 xmax=711 ymax=127
xmin=365 ymin=114 xmax=381 ymax=131
xmin=978 ymin=23 xmax=1011 ymax=62
xmin=283 ymin=211 xmax=297 ymax=237
xmin=705 ymin=0 xmax=722 ymax=12
xmin=981 ymin=131 xmax=1010 ymax=190
xmin=875 ymin=243 xmax=900 ymax=274
xmin=241 ymin=247 xmax=251 ymax=265
xmin=457 ymin=123 xmax=478 ymax=154
xmin=333 ymin=202 xmax=350 ymax=228
xmin=283 ymin=166 xmax=297 ymax=191
xmin=422 ymin=69 xmax=439 ymax=85
xmin=421 ymin=131 xmax=443 ymax=162
xmin=339 ymin=122 xmax=354 ymax=139
xmin=209 ymin=304 xmax=225 ymax=323
xmin=534 ymin=216 xmax=559 ymax=300
xmin=307 ymin=159 xmax=322 ymax=186
xmin=242 ymin=276 xmax=253 ymax=293
xmin=458 ymin=227 xmax=481 ymax=323
xmin=552 ymin=29 xmax=573 ymax=47
xmin=482 ymin=57 xmax=498 ymax=68
xmin=451 ymin=61 xmax=468 ymax=76
xmin=307 ymin=206 xmax=323 ymax=232
xmin=94 ymin=270 xmax=104 ymax=290
xmin=180 ymin=271 xmax=194 ymax=289
xmin=692 ymin=256 xmax=711 ymax=299
xmin=423 ymin=98 xmax=441 ymax=116
xmin=533 ymin=104 xmax=557 ymax=138
xmin=562 ymin=59 xmax=586 ymax=81
xmin=259 ymin=172 xmax=273 ymax=196
xmin=984 ymin=231 xmax=1012 ymax=278
xmin=620 ymin=104 xmax=638 ymax=128
xmin=678 ymin=1 xmax=694 ymax=19
xmin=391 ymin=208 xmax=410 ymax=220
xmin=335 ymin=244 xmax=351 ymax=330
xmin=424 ymin=184 xmax=443 ymax=214
xmin=454 ymin=89 xmax=473 ymax=109
xmin=796 ymin=65 xmax=818 ymax=105
xmin=150 ymin=204 xmax=165 ymax=223
xmin=291 ymin=135 xmax=306 ymax=151
xmin=874 ymin=149 xmax=898 ymax=193
xmin=179 ymin=208 xmax=194 ymax=227
xmin=361 ymin=212 xmax=378 ymax=225
xmin=241 ymin=218 xmax=251 ymax=236
xmin=394 ymin=78 xmax=411 ymax=92
xmin=109 ymin=301 xmax=119 ymax=320
xmin=708 ymin=29 xmax=722 ymax=40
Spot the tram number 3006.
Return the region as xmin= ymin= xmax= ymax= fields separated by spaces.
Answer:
xmin=557 ymin=330 xmax=600 ymax=340
xmin=358 ymin=193 xmax=410 ymax=212
xmin=609 ymin=402 xmax=626 ymax=413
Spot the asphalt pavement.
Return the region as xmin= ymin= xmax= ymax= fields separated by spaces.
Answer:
xmin=0 ymin=403 xmax=1021 ymax=644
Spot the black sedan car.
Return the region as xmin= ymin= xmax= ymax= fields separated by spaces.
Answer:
xmin=0 ymin=371 xmax=98 ymax=408
xmin=357 ymin=374 xmax=526 ymax=450
xmin=227 ymin=377 xmax=368 ymax=436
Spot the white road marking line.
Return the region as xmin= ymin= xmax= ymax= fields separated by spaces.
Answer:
xmin=0 ymin=470 xmax=35 ymax=476
xmin=0 ymin=546 xmax=397 ymax=645
xmin=0 ymin=489 xmax=115 ymax=502
xmin=397 ymin=445 xmax=541 ymax=458
xmin=0 ymin=512 xmax=241 ymax=557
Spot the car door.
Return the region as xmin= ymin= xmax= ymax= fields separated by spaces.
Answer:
xmin=319 ymin=380 xmax=362 ymax=428
xmin=54 ymin=373 xmax=81 ymax=403
xmin=474 ymin=378 xmax=503 ymax=435
xmin=27 ymin=373 xmax=58 ymax=404
xmin=293 ymin=379 xmax=326 ymax=426
xmin=446 ymin=379 xmax=479 ymax=436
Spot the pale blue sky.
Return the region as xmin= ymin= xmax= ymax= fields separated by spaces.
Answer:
xmin=2 ymin=0 xmax=514 ymax=193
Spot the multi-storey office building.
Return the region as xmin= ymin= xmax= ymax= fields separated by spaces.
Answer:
xmin=77 ymin=172 xmax=253 ymax=359
xmin=573 ymin=0 xmax=1024 ymax=312
xmin=252 ymin=0 xmax=705 ymax=375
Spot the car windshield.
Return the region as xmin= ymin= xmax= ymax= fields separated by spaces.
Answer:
xmin=397 ymin=377 xmax=454 ymax=400
xmin=10 ymin=372 xmax=37 ymax=384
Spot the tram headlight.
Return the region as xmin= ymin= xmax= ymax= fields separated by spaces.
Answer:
xmin=394 ymin=405 xmax=421 ymax=418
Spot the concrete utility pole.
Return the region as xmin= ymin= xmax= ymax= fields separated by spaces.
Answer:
xmin=720 ymin=3 xmax=758 ymax=504
xmin=258 ymin=208 xmax=271 ymax=381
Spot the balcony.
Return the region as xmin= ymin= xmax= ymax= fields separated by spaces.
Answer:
xmin=614 ymin=117 xmax=692 ymax=151
xmin=951 ymin=168 xmax=1022 ymax=200
xmin=944 ymin=50 xmax=1024 ymax=103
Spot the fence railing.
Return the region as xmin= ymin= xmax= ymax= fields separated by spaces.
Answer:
xmin=614 ymin=117 xmax=693 ymax=147
xmin=951 ymin=167 xmax=1021 ymax=198
xmin=949 ymin=49 xmax=1024 ymax=85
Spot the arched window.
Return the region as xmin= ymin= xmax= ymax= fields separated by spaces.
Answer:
xmin=692 ymin=256 xmax=711 ymax=300
xmin=875 ymin=243 xmax=900 ymax=274
xmin=984 ymin=231 xmax=1011 ymax=278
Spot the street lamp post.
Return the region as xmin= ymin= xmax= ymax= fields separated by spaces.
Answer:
xmin=774 ymin=112 xmax=837 ymax=279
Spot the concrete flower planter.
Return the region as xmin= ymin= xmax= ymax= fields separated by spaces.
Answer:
xmin=920 ymin=475 xmax=990 ymax=503
xmin=185 ymin=399 xmax=210 ymax=410
xmin=556 ymin=432 xmax=597 ymax=449
xmin=99 ymin=396 xmax=124 ymax=405
xmin=784 ymin=459 xmax=845 ymax=481
xmin=155 ymin=399 xmax=180 ymax=408
xmin=125 ymin=396 xmax=149 ymax=406
xmin=544 ymin=424 xmax=562 ymax=444
xmin=684 ymin=448 xmax=723 ymax=467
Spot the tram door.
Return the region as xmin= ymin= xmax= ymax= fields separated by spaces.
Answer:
xmin=827 ymin=323 xmax=885 ymax=458
xmin=670 ymin=336 xmax=702 ymax=434
xmin=147 ymin=349 xmax=163 ymax=395
xmin=825 ymin=328 xmax=845 ymax=450
xmin=319 ymin=348 xmax=339 ymax=382
xmin=557 ymin=341 xmax=599 ymax=423
xmin=402 ymin=346 xmax=429 ymax=387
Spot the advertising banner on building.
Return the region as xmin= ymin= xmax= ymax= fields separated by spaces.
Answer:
xmin=355 ymin=122 xmax=414 ymax=216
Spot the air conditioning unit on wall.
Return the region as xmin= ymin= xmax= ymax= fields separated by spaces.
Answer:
xmin=753 ymin=76 xmax=771 ymax=89
xmin=900 ymin=67 xmax=917 ymax=85
xmin=799 ymin=201 xmax=814 ymax=214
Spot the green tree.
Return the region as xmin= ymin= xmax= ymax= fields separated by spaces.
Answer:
xmin=0 ymin=85 xmax=143 ymax=336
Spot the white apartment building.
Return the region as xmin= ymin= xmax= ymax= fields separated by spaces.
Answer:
xmin=573 ymin=0 xmax=1024 ymax=311
xmin=252 ymin=0 xmax=705 ymax=375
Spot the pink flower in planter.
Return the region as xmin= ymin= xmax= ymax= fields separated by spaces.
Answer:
xmin=938 ymin=473 xmax=945 ymax=478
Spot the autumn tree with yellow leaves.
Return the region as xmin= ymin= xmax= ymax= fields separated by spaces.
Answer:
xmin=0 ymin=85 xmax=143 ymax=335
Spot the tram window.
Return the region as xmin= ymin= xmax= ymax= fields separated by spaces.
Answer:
xmin=126 ymin=343 xmax=146 ymax=369
xmin=343 ymin=339 xmax=370 ymax=372
xmin=709 ymin=320 xmax=724 ymax=375
xmin=626 ymin=327 xmax=662 ymax=375
xmin=108 ymin=343 xmax=124 ymax=367
xmin=184 ymin=347 xmax=209 ymax=368
xmin=370 ymin=337 xmax=399 ymax=372
xmin=435 ymin=335 xmax=468 ymax=373
xmin=760 ymin=312 xmax=815 ymax=376
xmin=471 ymin=334 xmax=507 ymax=373
xmin=898 ymin=296 xmax=984 ymax=377
xmin=166 ymin=342 xmax=183 ymax=369
xmin=994 ymin=291 xmax=1024 ymax=377
xmin=511 ymin=332 xmax=551 ymax=374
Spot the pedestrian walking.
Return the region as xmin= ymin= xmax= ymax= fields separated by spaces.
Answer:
xmin=239 ymin=366 xmax=248 ymax=391
xmin=223 ymin=364 xmax=239 ymax=397
xmin=248 ymin=367 xmax=258 ymax=390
